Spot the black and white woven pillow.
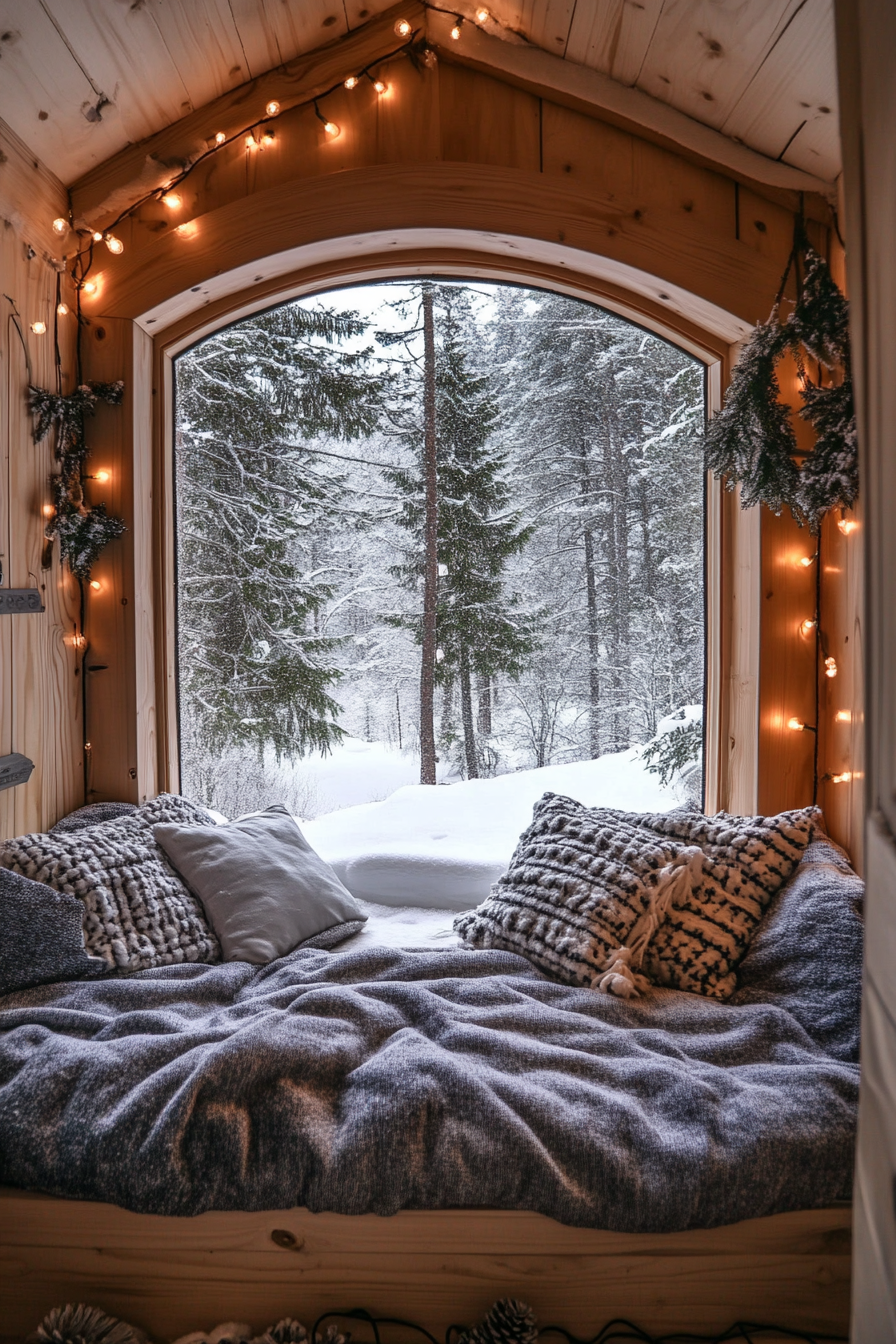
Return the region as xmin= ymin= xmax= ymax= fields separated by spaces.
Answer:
xmin=0 ymin=794 xmax=221 ymax=973
xmin=454 ymin=794 xmax=820 ymax=1001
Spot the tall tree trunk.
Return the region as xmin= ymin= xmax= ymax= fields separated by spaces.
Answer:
xmin=419 ymin=283 xmax=438 ymax=785
xmin=477 ymin=674 xmax=492 ymax=735
xmin=578 ymin=441 xmax=601 ymax=758
xmin=395 ymin=687 xmax=402 ymax=750
xmin=459 ymin=644 xmax=479 ymax=778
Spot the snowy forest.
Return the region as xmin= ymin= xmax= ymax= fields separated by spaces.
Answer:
xmin=174 ymin=281 xmax=706 ymax=821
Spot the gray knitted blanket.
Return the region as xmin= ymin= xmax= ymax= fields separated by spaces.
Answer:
xmin=0 ymin=840 xmax=860 ymax=1231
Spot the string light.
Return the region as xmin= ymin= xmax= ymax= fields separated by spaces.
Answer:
xmin=162 ymin=192 xmax=182 ymax=209
xmin=52 ymin=217 xmax=68 ymax=235
xmin=787 ymin=717 xmax=806 ymax=731
xmin=800 ymin=618 xmax=816 ymax=636
xmin=837 ymin=513 xmax=858 ymax=535
xmin=104 ymin=234 xmax=124 ymax=254
xmin=830 ymin=771 xmax=852 ymax=784
xmin=260 ymin=131 xmax=275 ymax=147
xmin=30 ymin=320 xmax=47 ymax=335
xmin=215 ymin=131 xmax=226 ymax=144
xmin=373 ymin=79 xmax=388 ymax=94
xmin=175 ymin=221 xmax=198 ymax=237
xmin=246 ymin=133 xmax=259 ymax=150
xmin=450 ymin=18 xmax=463 ymax=38
xmin=92 ymin=231 xmax=103 ymax=242
xmin=314 ymin=102 xmax=341 ymax=138
xmin=81 ymin=280 xmax=97 ymax=295
xmin=42 ymin=503 xmax=56 ymax=518
xmin=824 ymin=656 xmax=838 ymax=678
xmin=57 ymin=302 xmax=69 ymax=317
xmin=394 ymin=18 xmax=413 ymax=36
xmin=89 ymin=580 xmax=102 ymax=591
xmin=93 ymin=470 xmax=111 ymax=483
xmin=798 ymin=555 xmax=815 ymax=568
xmin=835 ymin=710 xmax=852 ymax=723
xmin=344 ymin=75 xmax=359 ymax=89
xmin=266 ymin=100 xmax=281 ymax=116
xmin=475 ymin=7 xmax=490 ymax=20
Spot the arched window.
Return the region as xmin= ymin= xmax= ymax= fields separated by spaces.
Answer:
xmin=174 ymin=280 xmax=706 ymax=894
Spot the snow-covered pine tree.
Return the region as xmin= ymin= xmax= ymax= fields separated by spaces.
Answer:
xmin=175 ymin=302 xmax=383 ymax=782
xmin=386 ymin=285 xmax=536 ymax=778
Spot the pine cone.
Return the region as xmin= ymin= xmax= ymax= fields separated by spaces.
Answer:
xmin=457 ymin=1298 xmax=537 ymax=1344
xmin=33 ymin=1303 xmax=145 ymax=1344
xmin=314 ymin=1326 xmax=348 ymax=1344
xmin=253 ymin=1322 xmax=308 ymax=1344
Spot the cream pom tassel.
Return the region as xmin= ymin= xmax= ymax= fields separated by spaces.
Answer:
xmin=597 ymin=845 xmax=705 ymax=998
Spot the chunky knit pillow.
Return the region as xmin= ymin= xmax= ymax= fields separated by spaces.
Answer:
xmin=454 ymin=795 xmax=820 ymax=1001
xmin=0 ymin=794 xmax=220 ymax=973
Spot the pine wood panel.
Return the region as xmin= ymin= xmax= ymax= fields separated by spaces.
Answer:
xmin=634 ymin=0 xmax=803 ymax=133
xmin=564 ymin=0 xmax=665 ymax=85
xmin=439 ymin=63 xmax=541 ymax=169
xmin=757 ymin=507 xmax=818 ymax=815
xmin=721 ymin=0 xmax=841 ymax=183
xmin=0 ymin=122 xmax=83 ymax=840
xmin=0 ymin=1193 xmax=852 ymax=1340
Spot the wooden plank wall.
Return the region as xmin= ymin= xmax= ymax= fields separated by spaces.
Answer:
xmin=2 ymin=43 xmax=863 ymax=855
xmin=0 ymin=122 xmax=84 ymax=838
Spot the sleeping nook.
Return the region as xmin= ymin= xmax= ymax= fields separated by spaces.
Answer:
xmin=0 ymin=0 xmax=894 ymax=1339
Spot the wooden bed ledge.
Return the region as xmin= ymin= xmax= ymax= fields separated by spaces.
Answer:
xmin=0 ymin=1191 xmax=852 ymax=1341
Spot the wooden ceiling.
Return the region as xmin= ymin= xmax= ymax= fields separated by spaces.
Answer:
xmin=0 ymin=0 xmax=840 ymax=188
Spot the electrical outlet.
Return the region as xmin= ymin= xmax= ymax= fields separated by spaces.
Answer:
xmin=0 ymin=589 xmax=45 ymax=615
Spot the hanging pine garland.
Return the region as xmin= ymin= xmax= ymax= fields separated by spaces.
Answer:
xmin=29 ymin=380 xmax=127 ymax=580
xmin=705 ymin=221 xmax=857 ymax=532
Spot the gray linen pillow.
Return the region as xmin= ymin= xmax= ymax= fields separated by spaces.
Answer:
xmin=154 ymin=804 xmax=367 ymax=963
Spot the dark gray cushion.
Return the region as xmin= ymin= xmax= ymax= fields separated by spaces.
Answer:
xmin=0 ymin=867 xmax=107 ymax=996
xmin=50 ymin=801 xmax=138 ymax=835
xmin=732 ymin=836 xmax=864 ymax=1062
xmin=154 ymin=804 xmax=367 ymax=964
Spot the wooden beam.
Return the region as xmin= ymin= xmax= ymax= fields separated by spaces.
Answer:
xmin=69 ymin=0 xmax=425 ymax=225
xmin=425 ymin=9 xmax=836 ymax=209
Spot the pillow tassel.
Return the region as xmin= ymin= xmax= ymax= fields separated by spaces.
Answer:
xmin=598 ymin=846 xmax=704 ymax=998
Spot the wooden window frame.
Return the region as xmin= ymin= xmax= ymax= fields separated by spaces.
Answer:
xmin=140 ymin=241 xmax=759 ymax=815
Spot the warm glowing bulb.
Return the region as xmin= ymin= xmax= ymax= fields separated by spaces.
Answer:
xmin=798 ymin=555 xmax=814 ymax=568
xmin=835 ymin=710 xmax=851 ymax=723
xmin=373 ymin=79 xmax=387 ymax=94
xmin=260 ymin=131 xmax=275 ymax=147
xmin=344 ymin=75 xmax=359 ymax=90
xmin=215 ymin=131 xmax=226 ymax=144
xmin=92 ymin=231 xmax=103 ymax=242
xmin=52 ymin=217 xmax=68 ymax=235
xmin=787 ymin=717 xmax=805 ymax=731
xmin=246 ymin=134 xmax=259 ymax=150
xmin=800 ymin=619 xmax=816 ymax=636
xmin=837 ymin=516 xmax=858 ymax=535
xmin=94 ymin=470 xmax=110 ymax=483
xmin=57 ymin=302 xmax=69 ymax=317
xmin=394 ymin=17 xmax=412 ymax=35
xmin=42 ymin=503 xmax=55 ymax=518
xmin=266 ymin=100 xmax=280 ymax=116
xmin=476 ymin=6 xmax=489 ymax=20
xmin=324 ymin=120 xmax=340 ymax=137
xmin=30 ymin=320 xmax=47 ymax=335
xmin=89 ymin=580 xmax=102 ymax=591
xmin=825 ymin=656 xmax=838 ymax=678
xmin=162 ymin=192 xmax=182 ymax=209
xmin=82 ymin=280 xmax=98 ymax=295
xmin=831 ymin=771 xmax=852 ymax=784
xmin=104 ymin=234 xmax=123 ymax=254
xmin=175 ymin=220 xmax=198 ymax=237
xmin=450 ymin=21 xmax=462 ymax=38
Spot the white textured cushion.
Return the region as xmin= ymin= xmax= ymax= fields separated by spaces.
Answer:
xmin=0 ymin=794 xmax=220 ymax=972
xmin=154 ymin=805 xmax=367 ymax=964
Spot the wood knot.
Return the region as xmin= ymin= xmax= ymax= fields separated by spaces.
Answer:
xmin=271 ymin=1228 xmax=305 ymax=1251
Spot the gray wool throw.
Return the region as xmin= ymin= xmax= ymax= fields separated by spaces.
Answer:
xmin=0 ymin=794 xmax=220 ymax=973
xmin=454 ymin=796 xmax=819 ymax=999
xmin=0 ymin=838 xmax=860 ymax=1232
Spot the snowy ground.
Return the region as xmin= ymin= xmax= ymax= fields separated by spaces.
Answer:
xmin=301 ymin=744 xmax=682 ymax=909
